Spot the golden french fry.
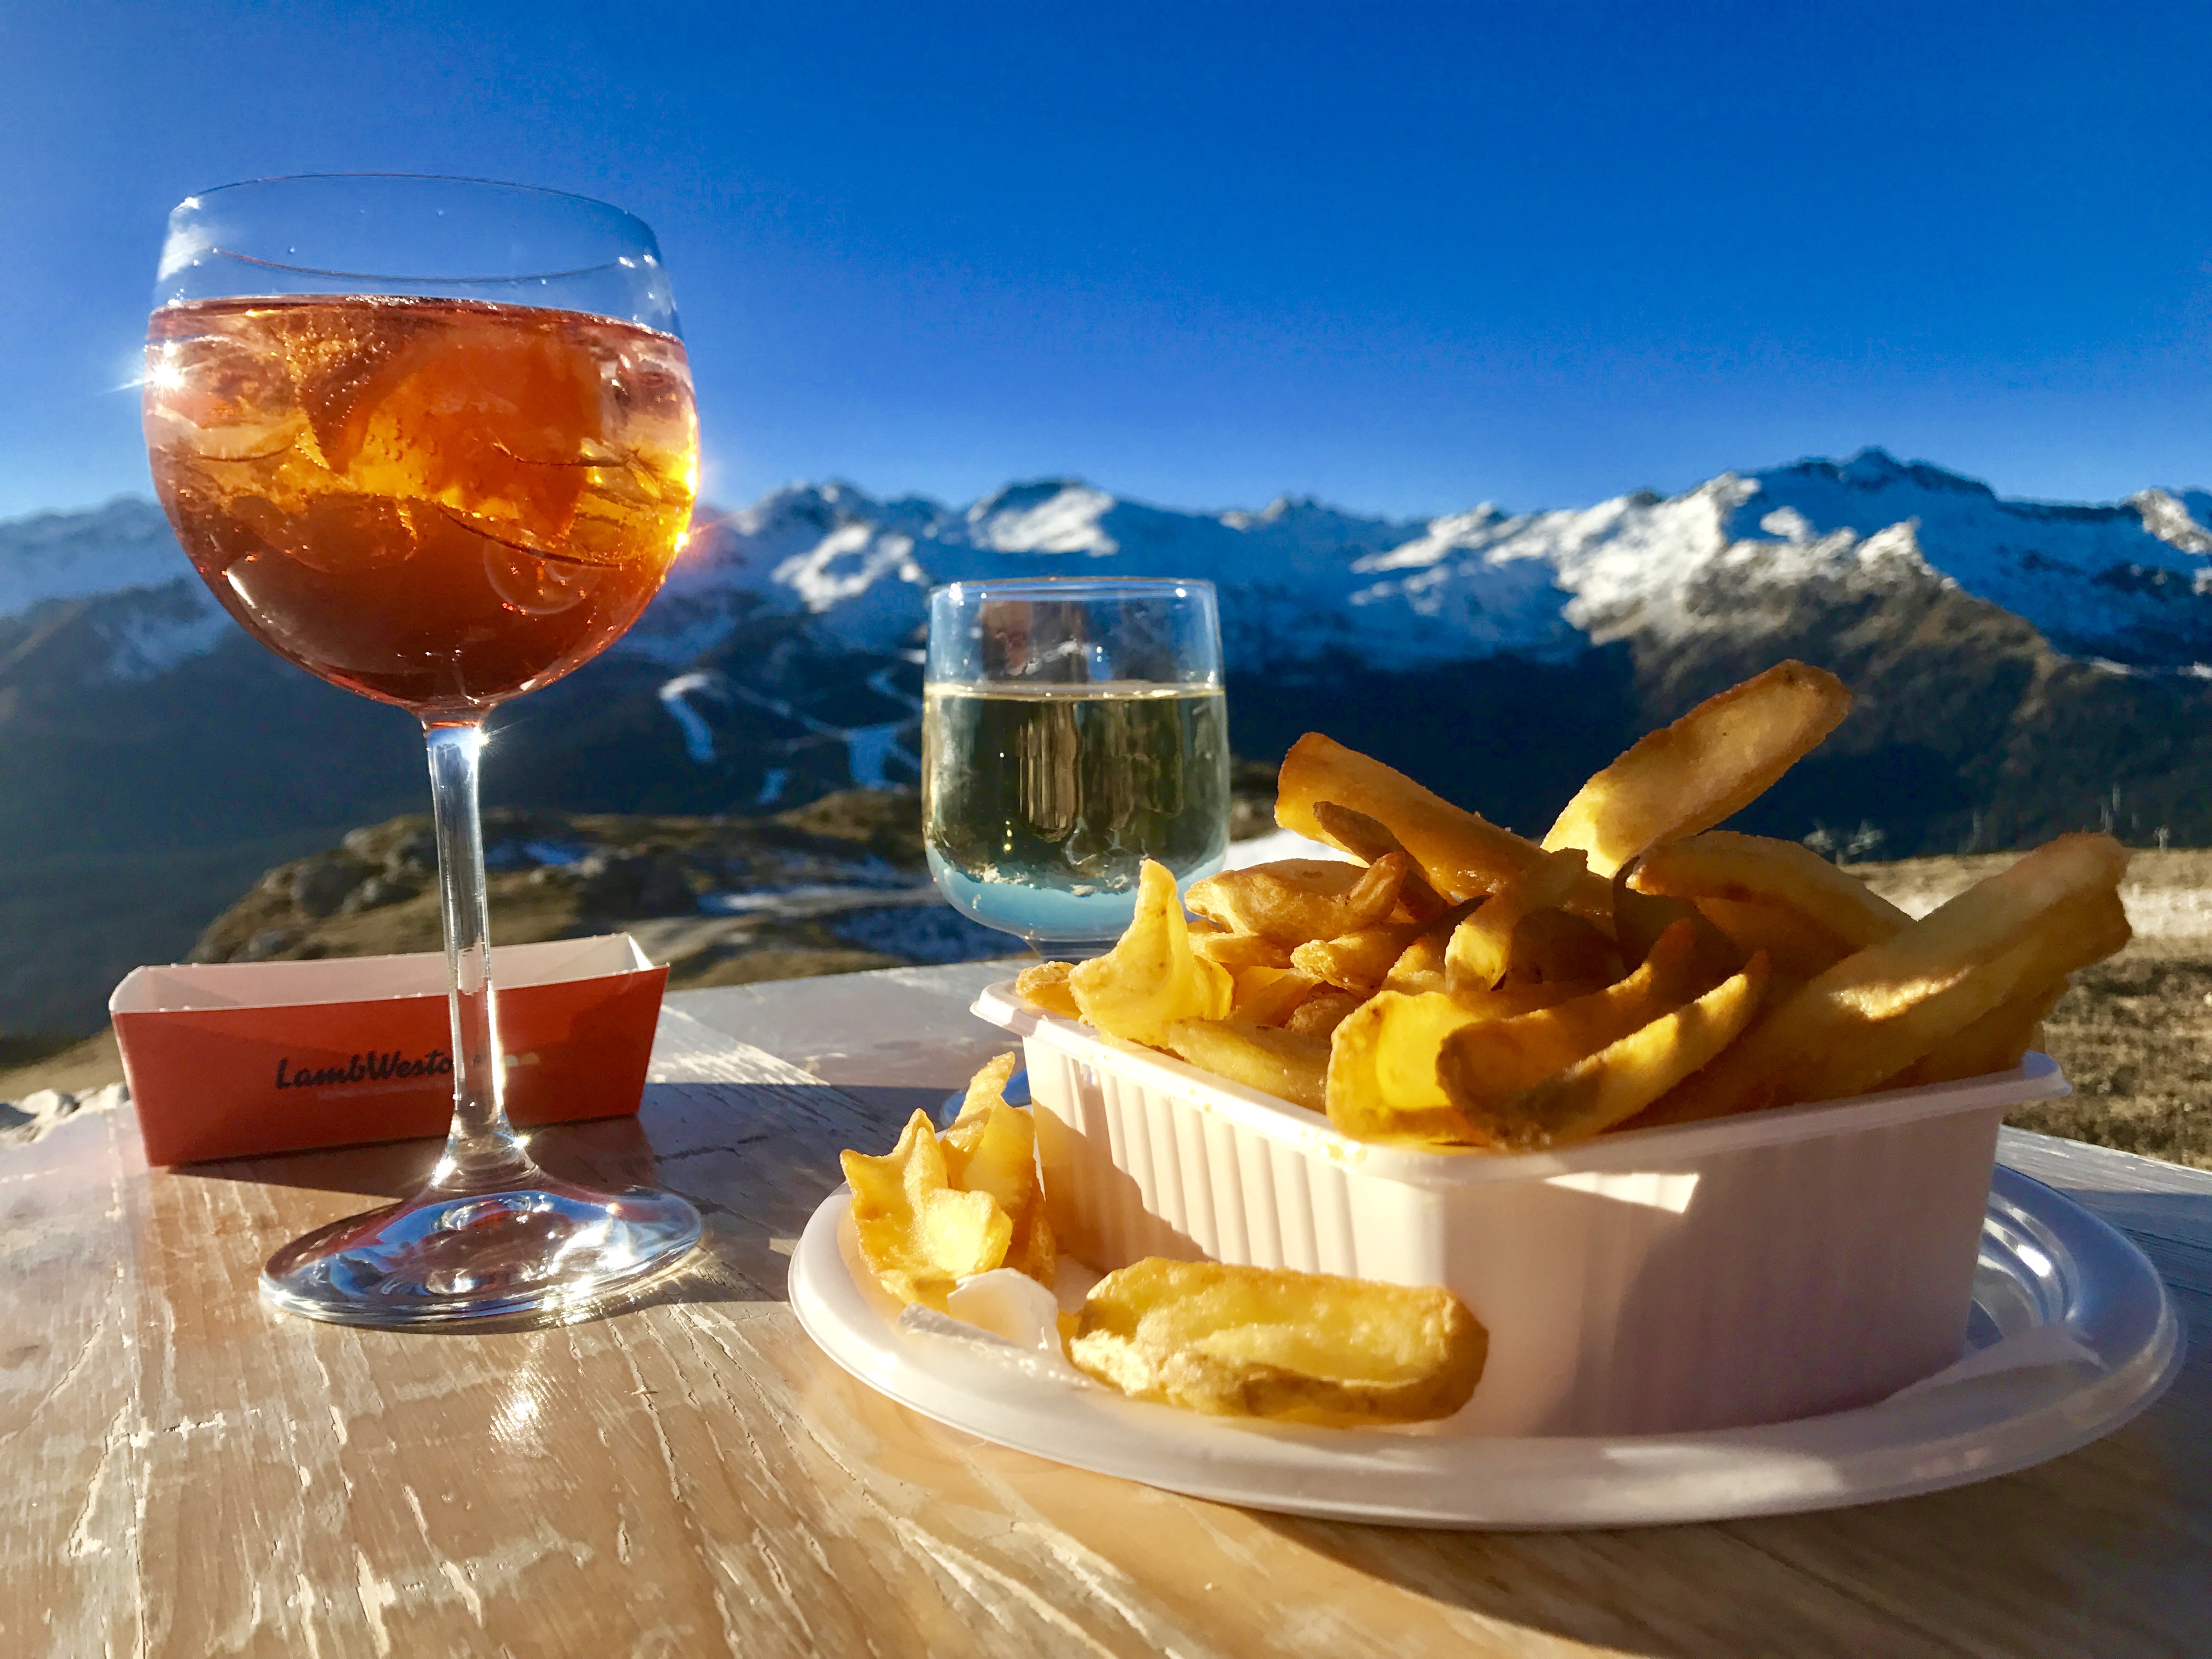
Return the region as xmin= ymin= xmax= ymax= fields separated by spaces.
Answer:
xmin=941 ymin=1088 xmax=1057 ymax=1289
xmin=1691 ymin=895 xmax=1853 ymax=980
xmin=1508 ymin=907 xmax=1624 ymax=987
xmin=1437 ymin=920 xmax=1714 ymax=1113
xmin=941 ymin=1093 xmax=1029 ymax=1204
xmin=1297 ymin=891 xmax=1486 ymax=996
xmin=1014 ymin=961 xmax=1081 ymax=1019
xmin=1630 ymin=830 xmax=1908 ymax=949
xmin=1293 ymin=918 xmax=1430 ymax=995
xmin=1070 ymin=859 xmax=1234 ymax=1047
xmin=943 ymin=1054 xmax=1056 ymax=1286
xmin=1642 ymin=834 xmax=2130 ymax=1124
xmin=841 ymin=1110 xmax=1012 ymax=1310
xmin=1187 ymin=855 xmax=1408 ymax=945
xmin=1068 ymin=1258 xmax=1487 ymax=1425
xmin=1230 ymin=966 xmax=1319 ymax=1027
xmin=1791 ymin=889 xmax=2127 ymax=1105
xmin=1383 ymin=928 xmax=1449 ymax=996
xmin=1165 ymin=1019 xmax=1329 ymax=1112
xmin=1283 ymin=987 xmax=1364 ymax=1039
xmin=1469 ymin=953 xmax=1771 ymax=1149
xmin=1898 ymin=979 xmax=2069 ymax=1088
xmin=1191 ymin=930 xmax=1296 ymax=971
xmin=1324 ymin=991 xmax=1483 ymax=1144
xmin=1443 ymin=849 xmax=1592 ymax=994
xmin=1311 ymin=802 xmax=1449 ymax=922
xmin=949 ymin=1049 xmax=1021 ymax=1127
xmin=1543 ymin=662 xmax=1852 ymax=878
xmin=1278 ymin=733 xmax=1559 ymax=902
xmin=1449 ymin=979 xmax=1608 ymax=1021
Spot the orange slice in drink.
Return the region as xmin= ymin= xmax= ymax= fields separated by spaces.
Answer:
xmin=284 ymin=303 xmax=606 ymax=548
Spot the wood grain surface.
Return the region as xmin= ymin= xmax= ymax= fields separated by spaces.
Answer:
xmin=3 ymin=974 xmax=2207 ymax=1659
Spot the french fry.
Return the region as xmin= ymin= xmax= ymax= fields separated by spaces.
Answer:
xmin=1284 ymin=987 xmax=1364 ymax=1039
xmin=1293 ymin=918 xmax=1432 ymax=995
xmin=1508 ymin=907 xmax=1625 ymax=987
xmin=1070 ymin=859 xmax=1234 ymax=1046
xmin=1068 ymin=1258 xmax=1487 ymax=1425
xmin=1449 ymin=979 xmax=1608 ymax=1022
xmin=1187 ymin=855 xmax=1409 ymax=945
xmin=1230 ymin=966 xmax=1319 ymax=1027
xmin=949 ymin=1049 xmax=1022 ymax=1126
xmin=1014 ymin=961 xmax=1081 ymax=1019
xmin=1310 ymin=802 xmax=1449 ymax=922
xmin=1278 ymin=733 xmax=1553 ymax=901
xmin=1324 ymin=991 xmax=1483 ymax=1144
xmin=1191 ymin=930 xmax=1296 ymax=971
xmin=1897 ymin=979 xmax=2069 ymax=1088
xmin=1472 ymin=954 xmax=1771 ymax=1149
xmin=1165 ymin=1020 xmax=1329 ymax=1112
xmin=1629 ymin=830 xmax=1909 ymax=950
xmin=1639 ymin=834 xmax=2130 ymax=1125
xmin=1691 ymin=895 xmax=1853 ymax=980
xmin=941 ymin=1079 xmax=1057 ymax=1288
xmin=1543 ymin=662 xmax=1852 ymax=878
xmin=841 ymin=1110 xmax=1012 ymax=1310
xmin=1791 ymin=889 xmax=2127 ymax=1105
xmin=1383 ymin=929 xmax=1449 ymax=996
xmin=1436 ymin=920 xmax=1715 ymax=1113
xmin=1444 ymin=850 xmax=1592 ymax=994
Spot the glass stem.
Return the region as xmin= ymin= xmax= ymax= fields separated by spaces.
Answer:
xmin=423 ymin=720 xmax=533 ymax=1193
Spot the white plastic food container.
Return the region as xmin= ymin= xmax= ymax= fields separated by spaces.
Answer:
xmin=972 ymin=980 xmax=2072 ymax=1437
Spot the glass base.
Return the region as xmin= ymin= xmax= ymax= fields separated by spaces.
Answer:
xmin=259 ymin=1176 xmax=703 ymax=1328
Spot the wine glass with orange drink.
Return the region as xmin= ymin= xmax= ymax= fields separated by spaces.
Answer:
xmin=142 ymin=175 xmax=704 ymax=1326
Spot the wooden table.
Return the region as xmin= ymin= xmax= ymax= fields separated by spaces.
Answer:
xmin=5 ymin=962 xmax=2207 ymax=1658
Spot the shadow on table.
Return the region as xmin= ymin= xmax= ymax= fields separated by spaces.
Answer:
xmin=166 ymin=1110 xmax=832 ymax=1318
xmin=171 ymin=1114 xmax=674 ymax=1202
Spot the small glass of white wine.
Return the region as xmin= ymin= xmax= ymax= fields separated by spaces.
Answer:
xmin=923 ymin=578 xmax=1231 ymax=959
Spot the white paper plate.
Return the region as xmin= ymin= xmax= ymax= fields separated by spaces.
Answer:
xmin=788 ymin=1166 xmax=2183 ymax=1528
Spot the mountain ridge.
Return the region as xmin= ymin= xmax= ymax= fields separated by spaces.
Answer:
xmin=14 ymin=447 xmax=2212 ymax=690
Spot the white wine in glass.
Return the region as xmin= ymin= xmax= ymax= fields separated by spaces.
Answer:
xmin=922 ymin=579 xmax=1231 ymax=957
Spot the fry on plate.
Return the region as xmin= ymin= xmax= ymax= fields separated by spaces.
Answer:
xmin=841 ymin=1111 xmax=1012 ymax=1311
xmin=1068 ymin=1257 xmax=1487 ymax=1425
xmin=840 ymin=1055 xmax=1054 ymax=1307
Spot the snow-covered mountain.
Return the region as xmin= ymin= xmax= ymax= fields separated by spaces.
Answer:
xmin=14 ymin=448 xmax=2212 ymax=701
xmin=630 ymin=449 xmax=2212 ymax=675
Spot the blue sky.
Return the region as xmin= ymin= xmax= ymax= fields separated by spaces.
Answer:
xmin=5 ymin=0 xmax=2210 ymax=521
